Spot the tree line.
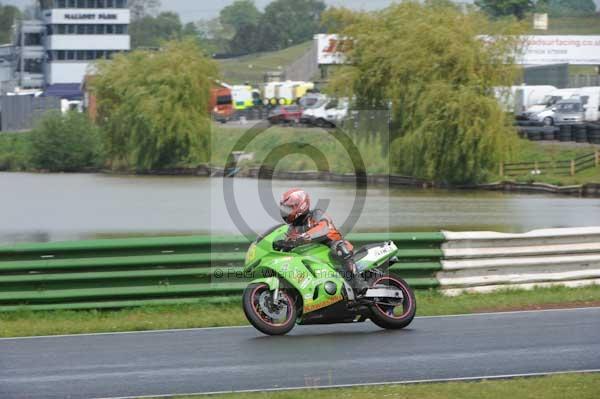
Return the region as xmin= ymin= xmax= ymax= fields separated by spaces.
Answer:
xmin=475 ymin=0 xmax=597 ymax=19
xmin=129 ymin=0 xmax=328 ymax=55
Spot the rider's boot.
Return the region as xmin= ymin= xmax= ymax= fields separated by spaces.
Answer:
xmin=342 ymin=259 xmax=369 ymax=297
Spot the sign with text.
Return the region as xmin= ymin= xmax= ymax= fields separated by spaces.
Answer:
xmin=315 ymin=34 xmax=352 ymax=65
xmin=520 ymin=35 xmax=600 ymax=65
xmin=44 ymin=9 xmax=130 ymax=24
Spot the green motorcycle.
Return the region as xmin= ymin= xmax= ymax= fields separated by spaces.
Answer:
xmin=242 ymin=224 xmax=417 ymax=335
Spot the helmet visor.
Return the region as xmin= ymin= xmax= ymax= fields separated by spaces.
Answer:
xmin=280 ymin=204 xmax=294 ymax=223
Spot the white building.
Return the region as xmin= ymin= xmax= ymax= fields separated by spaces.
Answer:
xmin=14 ymin=0 xmax=130 ymax=90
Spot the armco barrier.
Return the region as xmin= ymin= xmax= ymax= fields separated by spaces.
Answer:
xmin=0 ymin=232 xmax=444 ymax=311
xmin=439 ymin=227 xmax=600 ymax=296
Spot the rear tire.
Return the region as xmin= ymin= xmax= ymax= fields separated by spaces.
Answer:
xmin=243 ymin=283 xmax=297 ymax=336
xmin=369 ymin=275 xmax=416 ymax=330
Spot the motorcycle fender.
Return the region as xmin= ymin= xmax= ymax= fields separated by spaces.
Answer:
xmin=250 ymin=277 xmax=280 ymax=291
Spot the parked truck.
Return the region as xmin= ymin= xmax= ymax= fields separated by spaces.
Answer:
xmin=263 ymin=81 xmax=315 ymax=106
xmin=231 ymin=85 xmax=261 ymax=110
xmin=210 ymin=86 xmax=234 ymax=123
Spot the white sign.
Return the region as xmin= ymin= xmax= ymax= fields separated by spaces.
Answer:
xmin=520 ymin=35 xmax=600 ymax=65
xmin=44 ymin=9 xmax=130 ymax=24
xmin=533 ymin=13 xmax=548 ymax=30
xmin=315 ymin=34 xmax=352 ymax=65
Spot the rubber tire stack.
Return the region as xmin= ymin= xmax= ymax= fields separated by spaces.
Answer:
xmin=559 ymin=125 xmax=572 ymax=142
xmin=574 ymin=124 xmax=588 ymax=143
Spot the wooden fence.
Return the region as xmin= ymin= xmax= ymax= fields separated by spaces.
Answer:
xmin=501 ymin=150 xmax=600 ymax=177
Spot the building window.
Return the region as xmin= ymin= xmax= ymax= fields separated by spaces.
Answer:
xmin=48 ymin=49 xmax=124 ymax=61
xmin=24 ymin=59 xmax=43 ymax=74
xmin=24 ymin=33 xmax=42 ymax=46
xmin=48 ymin=24 xmax=128 ymax=35
xmin=50 ymin=0 xmax=127 ymax=8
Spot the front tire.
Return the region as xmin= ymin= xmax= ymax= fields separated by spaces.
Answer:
xmin=243 ymin=283 xmax=297 ymax=336
xmin=369 ymin=275 xmax=416 ymax=330
xmin=543 ymin=117 xmax=554 ymax=126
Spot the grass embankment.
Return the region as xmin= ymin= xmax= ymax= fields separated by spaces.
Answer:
xmin=211 ymin=125 xmax=390 ymax=174
xmin=498 ymin=140 xmax=600 ymax=186
xmin=212 ymin=125 xmax=600 ymax=186
xmin=174 ymin=373 xmax=600 ymax=399
xmin=1 ymin=285 xmax=599 ymax=338
xmin=4 ymin=125 xmax=599 ymax=186
xmin=218 ymin=41 xmax=313 ymax=84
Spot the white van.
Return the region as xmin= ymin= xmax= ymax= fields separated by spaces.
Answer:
xmin=572 ymin=87 xmax=600 ymax=123
xmin=512 ymin=85 xmax=557 ymax=116
xmin=302 ymin=97 xmax=349 ymax=127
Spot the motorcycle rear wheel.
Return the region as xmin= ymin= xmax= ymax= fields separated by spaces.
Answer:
xmin=243 ymin=283 xmax=297 ymax=336
xmin=368 ymin=275 xmax=416 ymax=330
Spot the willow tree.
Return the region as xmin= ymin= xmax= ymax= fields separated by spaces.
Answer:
xmin=91 ymin=39 xmax=218 ymax=170
xmin=329 ymin=1 xmax=524 ymax=184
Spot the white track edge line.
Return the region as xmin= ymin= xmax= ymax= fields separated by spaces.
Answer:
xmin=91 ymin=369 xmax=600 ymax=399
xmin=1 ymin=305 xmax=599 ymax=341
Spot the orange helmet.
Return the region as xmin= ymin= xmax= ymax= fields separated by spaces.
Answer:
xmin=280 ymin=188 xmax=310 ymax=224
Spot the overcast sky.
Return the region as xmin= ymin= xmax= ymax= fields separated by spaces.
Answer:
xmin=2 ymin=0 xmax=599 ymax=22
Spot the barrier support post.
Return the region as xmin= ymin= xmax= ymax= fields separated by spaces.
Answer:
xmin=499 ymin=162 xmax=504 ymax=177
xmin=595 ymin=150 xmax=600 ymax=168
xmin=570 ymin=159 xmax=576 ymax=176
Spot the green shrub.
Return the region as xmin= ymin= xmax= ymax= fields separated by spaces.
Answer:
xmin=28 ymin=111 xmax=103 ymax=172
xmin=0 ymin=132 xmax=30 ymax=171
xmin=91 ymin=39 xmax=217 ymax=171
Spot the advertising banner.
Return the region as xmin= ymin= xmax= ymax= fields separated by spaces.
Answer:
xmin=315 ymin=34 xmax=352 ymax=65
xmin=520 ymin=35 xmax=600 ymax=65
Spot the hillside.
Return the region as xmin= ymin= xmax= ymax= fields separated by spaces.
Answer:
xmin=217 ymin=41 xmax=312 ymax=84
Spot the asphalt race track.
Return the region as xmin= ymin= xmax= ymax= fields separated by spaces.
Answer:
xmin=1 ymin=307 xmax=599 ymax=399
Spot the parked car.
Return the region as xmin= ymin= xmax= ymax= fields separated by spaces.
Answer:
xmin=531 ymin=87 xmax=600 ymax=126
xmin=302 ymin=98 xmax=349 ymax=127
xmin=553 ymin=99 xmax=585 ymax=125
xmin=524 ymin=88 xmax=578 ymax=124
xmin=267 ymin=105 xmax=303 ymax=125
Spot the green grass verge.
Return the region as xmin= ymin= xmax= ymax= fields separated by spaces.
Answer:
xmin=210 ymin=125 xmax=390 ymax=174
xmin=1 ymin=285 xmax=598 ymax=338
xmin=493 ymin=139 xmax=600 ymax=186
xmin=217 ymin=42 xmax=313 ymax=84
xmin=173 ymin=373 xmax=600 ymax=399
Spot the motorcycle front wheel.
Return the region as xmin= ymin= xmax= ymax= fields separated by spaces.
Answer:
xmin=368 ymin=275 xmax=416 ymax=330
xmin=242 ymin=283 xmax=297 ymax=336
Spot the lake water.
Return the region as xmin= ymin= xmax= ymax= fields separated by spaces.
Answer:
xmin=1 ymin=172 xmax=599 ymax=244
